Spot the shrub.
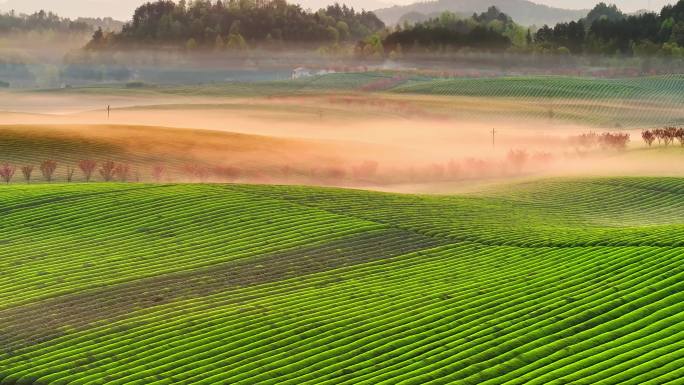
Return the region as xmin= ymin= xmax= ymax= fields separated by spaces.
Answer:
xmin=125 ymin=82 xmax=146 ymax=88
xmin=569 ymin=132 xmax=598 ymax=149
xmin=569 ymin=132 xmax=629 ymax=151
xmin=598 ymin=132 xmax=630 ymax=151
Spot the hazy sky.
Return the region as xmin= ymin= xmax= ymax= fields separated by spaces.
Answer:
xmin=0 ymin=0 xmax=676 ymax=20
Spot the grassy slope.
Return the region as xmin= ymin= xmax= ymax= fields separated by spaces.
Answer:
xmin=0 ymin=124 xmax=351 ymax=182
xmin=0 ymin=177 xmax=683 ymax=384
xmin=390 ymin=76 xmax=684 ymax=127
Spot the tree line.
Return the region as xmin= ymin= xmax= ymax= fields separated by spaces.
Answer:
xmin=379 ymin=7 xmax=520 ymax=55
xmin=0 ymin=160 xmax=134 ymax=184
xmin=80 ymin=0 xmax=684 ymax=58
xmin=378 ymin=0 xmax=684 ymax=58
xmin=569 ymin=132 xmax=631 ymax=150
xmin=87 ymin=0 xmax=385 ymax=50
xmin=0 ymin=10 xmax=90 ymax=34
xmin=532 ymin=1 xmax=684 ymax=56
xmin=641 ymin=127 xmax=684 ymax=146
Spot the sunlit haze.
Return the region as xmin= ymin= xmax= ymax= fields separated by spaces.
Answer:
xmin=0 ymin=0 xmax=675 ymax=20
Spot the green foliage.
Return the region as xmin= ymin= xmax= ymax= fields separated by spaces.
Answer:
xmin=336 ymin=20 xmax=350 ymax=41
xmin=92 ymin=0 xmax=384 ymax=49
xmin=185 ymin=37 xmax=198 ymax=50
xmin=62 ymin=50 xmax=131 ymax=81
xmin=533 ymin=0 xmax=684 ymax=56
xmin=226 ymin=33 xmax=247 ymax=50
xmin=584 ymin=2 xmax=625 ymax=26
xmin=0 ymin=178 xmax=683 ymax=383
xmin=0 ymin=9 xmax=90 ymax=34
xmin=358 ymin=34 xmax=385 ymax=58
xmin=381 ymin=7 xmax=516 ymax=55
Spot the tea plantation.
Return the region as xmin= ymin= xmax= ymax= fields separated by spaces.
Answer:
xmin=0 ymin=178 xmax=683 ymax=384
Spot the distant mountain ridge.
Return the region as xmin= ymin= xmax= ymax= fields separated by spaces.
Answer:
xmin=0 ymin=0 xmax=141 ymax=20
xmin=375 ymin=0 xmax=588 ymax=26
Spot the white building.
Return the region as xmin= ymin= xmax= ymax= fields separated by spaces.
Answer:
xmin=292 ymin=67 xmax=313 ymax=80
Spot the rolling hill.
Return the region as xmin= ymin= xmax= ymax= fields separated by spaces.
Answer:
xmin=374 ymin=0 xmax=588 ymax=26
xmin=0 ymin=177 xmax=683 ymax=383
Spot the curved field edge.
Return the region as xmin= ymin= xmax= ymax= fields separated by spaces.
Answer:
xmin=12 ymin=73 xmax=684 ymax=128
xmin=0 ymin=177 xmax=683 ymax=384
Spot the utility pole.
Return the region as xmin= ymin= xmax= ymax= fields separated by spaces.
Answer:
xmin=107 ymin=105 xmax=110 ymax=120
xmin=492 ymin=128 xmax=497 ymax=149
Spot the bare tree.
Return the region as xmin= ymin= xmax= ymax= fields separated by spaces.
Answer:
xmin=0 ymin=163 xmax=16 ymax=184
xmin=40 ymin=160 xmax=58 ymax=182
xmin=113 ymin=163 xmax=130 ymax=182
xmin=66 ymin=166 xmax=76 ymax=182
xmin=21 ymin=165 xmax=34 ymax=183
xmin=78 ymin=160 xmax=97 ymax=182
xmin=641 ymin=130 xmax=655 ymax=147
xmin=663 ymin=126 xmax=678 ymax=146
xmin=676 ymin=128 xmax=684 ymax=147
xmin=654 ymin=128 xmax=665 ymax=145
xmin=152 ymin=165 xmax=166 ymax=182
xmin=99 ymin=160 xmax=116 ymax=182
xmin=599 ymin=132 xmax=630 ymax=151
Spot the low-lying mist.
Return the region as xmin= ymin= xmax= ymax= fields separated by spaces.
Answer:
xmin=2 ymin=89 xmax=681 ymax=193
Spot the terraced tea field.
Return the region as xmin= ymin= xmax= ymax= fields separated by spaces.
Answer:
xmin=32 ymin=73 xmax=684 ymax=128
xmin=389 ymin=75 xmax=684 ymax=127
xmin=1 ymin=177 xmax=683 ymax=384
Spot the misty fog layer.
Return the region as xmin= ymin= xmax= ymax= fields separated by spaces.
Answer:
xmin=2 ymin=88 xmax=681 ymax=193
xmin=0 ymin=0 xmax=672 ymax=20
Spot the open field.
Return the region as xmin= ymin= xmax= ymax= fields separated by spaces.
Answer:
xmin=0 ymin=178 xmax=683 ymax=384
xmin=6 ymin=73 xmax=683 ymax=127
xmin=3 ymin=74 xmax=684 ymax=192
xmin=2 ymin=72 xmax=684 ymax=383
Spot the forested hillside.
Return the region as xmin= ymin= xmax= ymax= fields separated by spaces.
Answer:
xmin=0 ymin=10 xmax=90 ymax=34
xmin=87 ymin=0 xmax=385 ymax=50
xmin=374 ymin=0 xmax=587 ymax=27
xmin=533 ymin=1 xmax=684 ymax=56
xmin=381 ymin=7 xmax=525 ymax=55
